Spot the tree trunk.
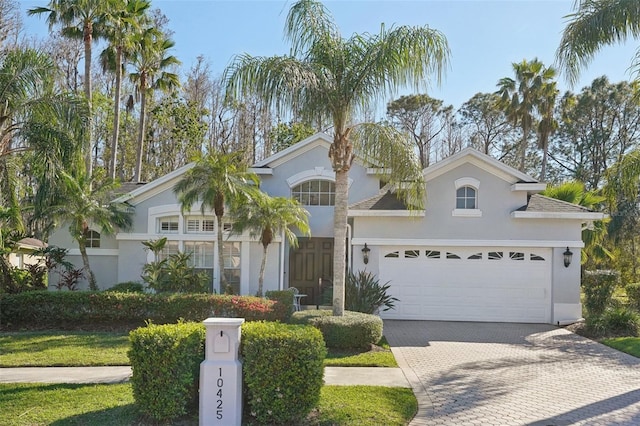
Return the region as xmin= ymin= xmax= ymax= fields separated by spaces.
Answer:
xmin=134 ymin=83 xmax=147 ymax=183
xmin=79 ymin=240 xmax=97 ymax=291
xmin=216 ymin=214 xmax=227 ymax=292
xmin=519 ymin=125 xmax=529 ymax=172
xmin=332 ymin=169 xmax=349 ymax=316
xmin=258 ymin=244 xmax=268 ymax=297
xmin=540 ymin=145 xmax=548 ymax=182
xmin=109 ymin=46 xmax=123 ymax=180
xmin=83 ymin=23 xmax=93 ymax=180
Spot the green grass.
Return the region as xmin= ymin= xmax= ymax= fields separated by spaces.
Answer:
xmin=325 ymin=337 xmax=397 ymax=367
xmin=0 ymin=331 xmax=130 ymax=367
xmin=601 ymin=337 xmax=640 ymax=357
xmin=0 ymin=383 xmax=416 ymax=426
xmin=1 ymin=331 xmax=398 ymax=368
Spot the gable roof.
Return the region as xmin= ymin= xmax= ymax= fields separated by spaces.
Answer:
xmin=424 ymin=148 xmax=538 ymax=184
xmin=112 ymin=162 xmax=195 ymax=205
xmin=512 ymin=194 xmax=605 ymax=220
xmin=349 ymin=187 xmax=424 ymax=217
xmin=252 ymin=133 xmax=333 ymax=169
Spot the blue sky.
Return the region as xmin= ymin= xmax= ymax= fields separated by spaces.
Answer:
xmin=20 ymin=0 xmax=639 ymax=110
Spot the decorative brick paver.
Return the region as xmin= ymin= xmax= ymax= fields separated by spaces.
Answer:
xmin=384 ymin=320 xmax=640 ymax=426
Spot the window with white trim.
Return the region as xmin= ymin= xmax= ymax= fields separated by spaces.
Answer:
xmin=223 ymin=242 xmax=241 ymax=294
xmin=158 ymin=216 xmax=179 ymax=233
xmin=185 ymin=217 xmax=215 ymax=233
xmin=456 ymin=186 xmax=477 ymax=209
xmin=292 ymin=180 xmax=335 ymax=206
xmin=84 ymin=230 xmax=101 ymax=248
xmin=158 ymin=241 xmax=179 ymax=260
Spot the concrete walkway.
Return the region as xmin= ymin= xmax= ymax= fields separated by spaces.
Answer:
xmin=384 ymin=320 xmax=640 ymax=426
xmin=0 ymin=366 xmax=410 ymax=387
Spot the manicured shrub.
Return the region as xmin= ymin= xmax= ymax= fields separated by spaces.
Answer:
xmin=291 ymin=310 xmax=383 ymax=350
xmin=626 ymin=283 xmax=640 ymax=309
xmin=128 ymin=322 xmax=205 ymax=421
xmin=104 ymin=281 xmax=145 ymax=293
xmin=0 ymin=291 xmax=289 ymax=330
xmin=583 ymin=271 xmax=619 ymax=317
xmin=586 ymin=306 xmax=640 ymax=337
xmin=265 ymin=289 xmax=294 ymax=321
xmin=346 ymin=270 xmax=398 ymax=314
xmin=241 ymin=321 xmax=326 ymax=424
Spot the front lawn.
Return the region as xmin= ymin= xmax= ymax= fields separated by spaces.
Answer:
xmin=1 ymin=331 xmax=397 ymax=368
xmin=0 ymin=331 xmax=130 ymax=367
xmin=601 ymin=337 xmax=640 ymax=357
xmin=0 ymin=383 xmax=416 ymax=425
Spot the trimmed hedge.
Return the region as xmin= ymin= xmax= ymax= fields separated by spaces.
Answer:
xmin=0 ymin=291 xmax=288 ymax=330
xmin=291 ymin=310 xmax=383 ymax=350
xmin=265 ymin=289 xmax=294 ymax=322
xmin=127 ymin=320 xmax=325 ymax=423
xmin=129 ymin=322 xmax=205 ymax=421
xmin=241 ymin=321 xmax=326 ymax=424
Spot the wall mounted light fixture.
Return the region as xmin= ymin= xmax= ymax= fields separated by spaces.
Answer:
xmin=563 ymin=247 xmax=573 ymax=268
xmin=362 ymin=243 xmax=371 ymax=265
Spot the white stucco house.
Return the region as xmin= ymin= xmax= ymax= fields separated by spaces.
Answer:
xmin=48 ymin=133 xmax=604 ymax=324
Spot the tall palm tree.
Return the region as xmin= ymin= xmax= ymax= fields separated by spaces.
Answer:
xmin=536 ymin=80 xmax=559 ymax=181
xmin=225 ymin=0 xmax=449 ymax=315
xmin=231 ymin=192 xmax=310 ymax=296
xmin=496 ymin=58 xmax=556 ymax=172
xmin=556 ymin=0 xmax=640 ymax=85
xmin=28 ymin=0 xmax=109 ymax=179
xmin=129 ymin=27 xmax=180 ymax=183
xmin=173 ymin=152 xmax=259 ymax=292
xmin=43 ymin=173 xmax=133 ymax=290
xmin=100 ymin=0 xmax=150 ymax=180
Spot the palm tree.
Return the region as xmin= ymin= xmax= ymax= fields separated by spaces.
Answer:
xmin=225 ymin=0 xmax=449 ymax=315
xmin=42 ymin=173 xmax=133 ymax=290
xmin=536 ymin=80 xmax=559 ymax=181
xmin=496 ymin=58 xmax=556 ymax=172
xmin=556 ymin=0 xmax=640 ymax=85
xmin=173 ymin=152 xmax=259 ymax=292
xmin=100 ymin=0 xmax=150 ymax=180
xmin=28 ymin=0 xmax=109 ymax=179
xmin=231 ymin=192 xmax=310 ymax=296
xmin=129 ymin=27 xmax=180 ymax=183
xmin=542 ymin=181 xmax=610 ymax=264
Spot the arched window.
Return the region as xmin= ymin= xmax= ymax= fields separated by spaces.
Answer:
xmin=456 ymin=186 xmax=477 ymax=209
xmin=291 ymin=180 xmax=335 ymax=206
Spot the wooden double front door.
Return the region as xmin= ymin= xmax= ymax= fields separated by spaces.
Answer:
xmin=288 ymin=238 xmax=333 ymax=306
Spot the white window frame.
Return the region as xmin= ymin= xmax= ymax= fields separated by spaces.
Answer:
xmin=452 ymin=177 xmax=482 ymax=217
xmin=158 ymin=216 xmax=179 ymax=233
xmin=291 ymin=179 xmax=336 ymax=206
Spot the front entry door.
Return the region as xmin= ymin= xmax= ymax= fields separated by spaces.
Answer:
xmin=289 ymin=238 xmax=333 ymax=306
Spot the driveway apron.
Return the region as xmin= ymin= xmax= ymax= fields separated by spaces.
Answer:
xmin=384 ymin=320 xmax=640 ymax=426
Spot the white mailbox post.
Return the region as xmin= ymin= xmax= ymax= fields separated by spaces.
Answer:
xmin=199 ymin=317 xmax=244 ymax=426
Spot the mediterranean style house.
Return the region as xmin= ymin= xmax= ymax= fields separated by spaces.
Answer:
xmin=48 ymin=133 xmax=603 ymax=324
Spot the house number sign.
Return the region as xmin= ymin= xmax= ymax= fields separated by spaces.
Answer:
xmin=199 ymin=318 xmax=244 ymax=426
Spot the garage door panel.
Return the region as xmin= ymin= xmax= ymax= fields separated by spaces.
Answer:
xmin=379 ymin=247 xmax=551 ymax=323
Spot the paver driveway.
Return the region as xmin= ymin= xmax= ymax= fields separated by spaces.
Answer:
xmin=384 ymin=320 xmax=640 ymax=426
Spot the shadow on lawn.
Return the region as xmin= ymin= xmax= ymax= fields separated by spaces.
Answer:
xmin=49 ymin=404 xmax=145 ymax=426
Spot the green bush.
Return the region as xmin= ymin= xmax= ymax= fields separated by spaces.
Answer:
xmin=346 ymin=270 xmax=398 ymax=314
xmin=626 ymin=283 xmax=640 ymax=309
xmin=0 ymin=292 xmax=289 ymax=330
xmin=586 ymin=306 xmax=640 ymax=336
xmin=265 ymin=289 xmax=294 ymax=321
xmin=241 ymin=321 xmax=325 ymax=424
xmin=104 ymin=281 xmax=145 ymax=293
xmin=583 ymin=271 xmax=619 ymax=317
xmin=291 ymin=310 xmax=383 ymax=350
xmin=128 ymin=322 xmax=205 ymax=421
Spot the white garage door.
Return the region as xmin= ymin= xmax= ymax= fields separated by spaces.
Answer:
xmin=379 ymin=247 xmax=552 ymax=323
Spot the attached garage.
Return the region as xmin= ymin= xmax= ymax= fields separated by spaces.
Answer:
xmin=378 ymin=246 xmax=552 ymax=323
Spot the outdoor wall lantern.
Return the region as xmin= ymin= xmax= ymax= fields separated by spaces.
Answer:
xmin=362 ymin=243 xmax=371 ymax=265
xmin=563 ymin=247 xmax=573 ymax=268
